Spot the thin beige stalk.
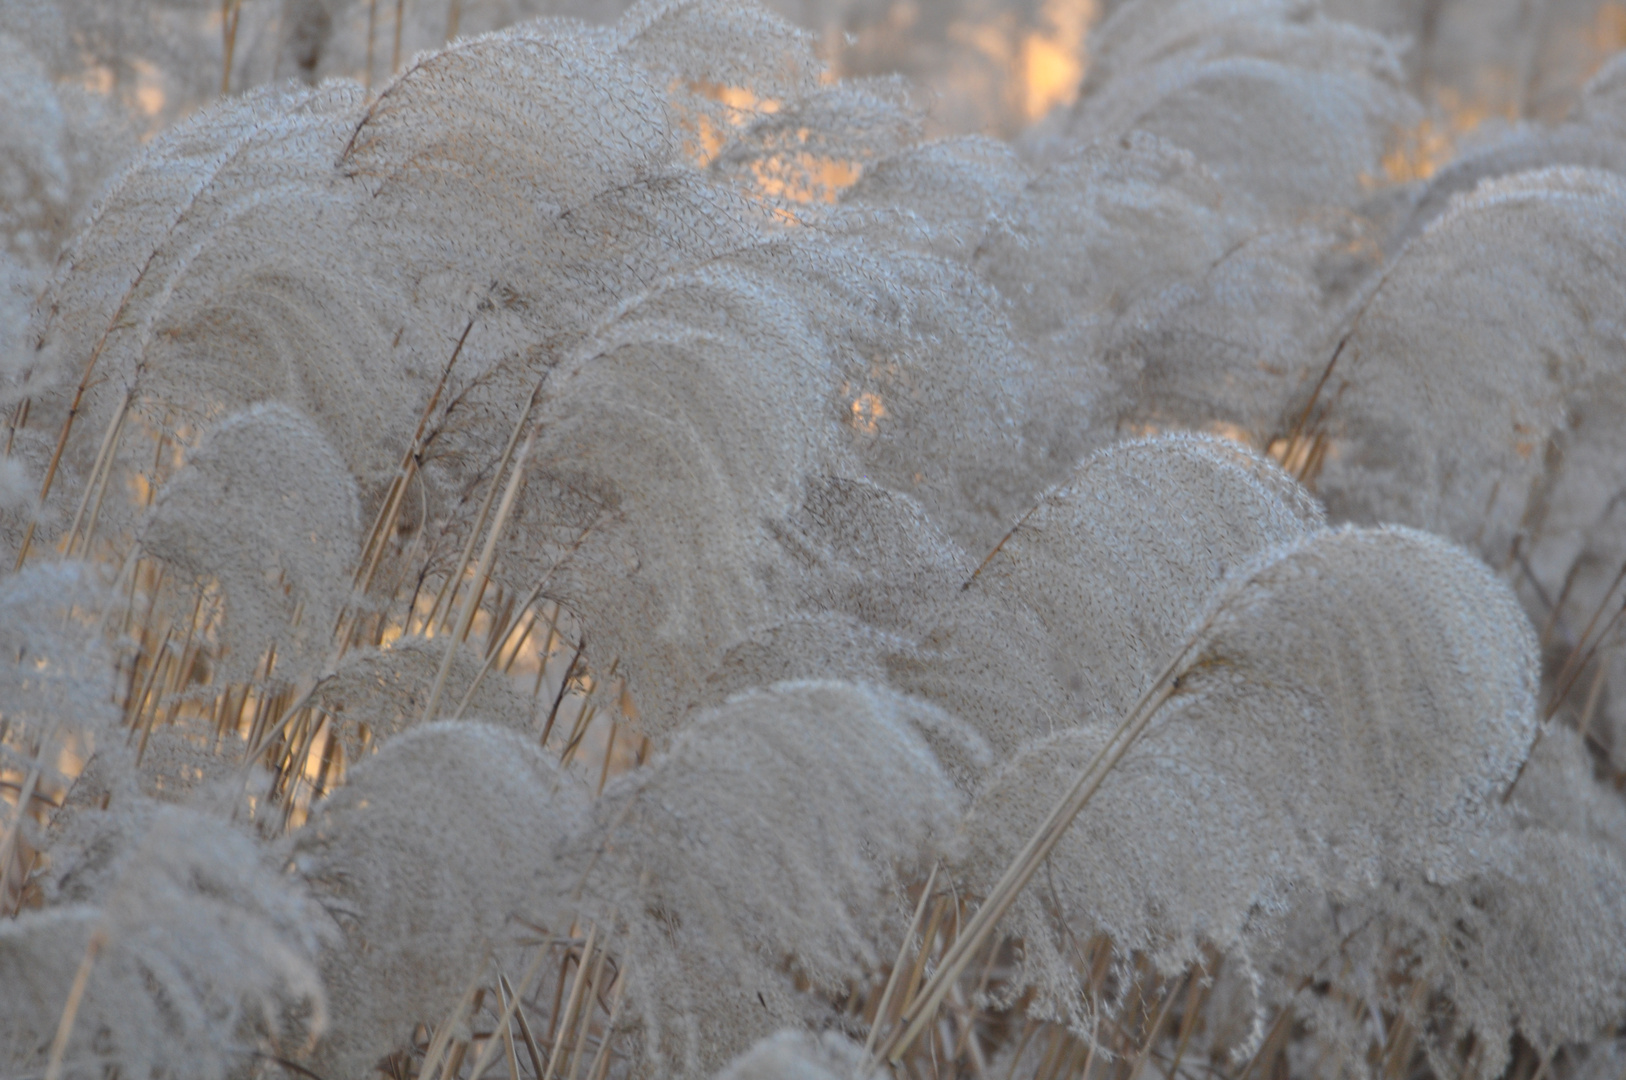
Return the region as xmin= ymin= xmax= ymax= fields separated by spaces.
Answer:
xmin=44 ymin=925 xmax=107 ymax=1080
xmin=427 ymin=379 xmax=545 ymax=635
xmin=496 ymin=977 xmax=523 ymax=1080
xmin=451 ymin=512 xmax=604 ymax=720
xmin=364 ymin=0 xmax=379 ymax=91
xmin=502 ymin=972 xmax=548 ymax=1080
xmin=1124 ymin=976 xmax=1185 ymax=1080
xmin=221 ymin=0 xmax=243 ymax=94
xmin=420 ymin=977 xmax=483 ymax=1080
xmin=881 ymin=621 xmax=1210 ymax=1065
xmin=126 ymin=628 xmax=174 ymax=737
xmin=542 ymin=923 xmax=600 ymax=1080
xmin=392 ymin=0 xmax=408 ymax=74
xmin=903 ymin=895 xmax=950 ymax=1013
xmin=421 ymin=428 xmax=534 ymax=725
xmin=466 ymin=945 xmax=554 ymax=1080
xmin=1163 ymin=962 xmax=1209 ymax=1080
xmin=566 ymin=935 xmax=611 ymax=1080
xmin=64 ymin=390 xmax=131 ymax=558
xmin=964 ymin=495 xmax=1050 ymax=590
xmin=132 ymin=634 xmax=177 ymax=767
xmin=0 ymin=721 xmax=59 ymax=904
xmin=585 ymin=972 xmax=626 ymax=1080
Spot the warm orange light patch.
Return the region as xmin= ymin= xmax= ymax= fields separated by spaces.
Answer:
xmin=702 ymin=84 xmax=782 ymax=114
xmin=1021 ymin=0 xmax=1095 ymax=121
xmin=1590 ymin=3 xmax=1626 ymax=57
xmin=1513 ymin=422 xmax=1539 ymax=460
xmin=679 ymin=82 xmax=784 ymax=166
xmin=1436 ymin=86 xmax=1514 ymax=133
xmin=750 ymin=152 xmax=863 ymax=203
xmin=1021 ymin=34 xmax=1081 ymax=120
xmin=132 ymin=60 xmax=167 ymax=118
xmin=1205 ymin=421 xmax=1255 ymax=448
xmin=1365 ymin=90 xmax=1510 ymax=189
xmin=851 ymin=392 xmax=887 ymax=434
xmin=1379 ymin=117 xmax=1457 ymax=183
xmin=81 ymin=64 xmax=114 ymax=95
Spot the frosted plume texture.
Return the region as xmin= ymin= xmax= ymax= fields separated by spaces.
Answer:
xmin=963 ymin=525 xmax=1539 ymax=1027
xmin=714 ymin=1029 xmax=871 ymax=1080
xmin=141 ymin=403 xmax=360 ymax=683
xmin=0 ymin=805 xmax=326 ymax=1080
xmin=2 ymin=0 xmax=1626 ymax=1076
xmin=290 ymin=721 xmax=584 ymax=1079
xmin=554 ymin=681 xmax=975 ymax=1076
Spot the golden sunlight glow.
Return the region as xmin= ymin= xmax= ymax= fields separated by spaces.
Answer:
xmin=750 ymin=152 xmax=864 ymax=203
xmin=1590 ymin=3 xmax=1626 ymax=60
xmin=132 ymin=60 xmax=167 ymax=118
xmin=679 ymin=82 xmax=784 ymax=166
xmin=1366 ymin=89 xmax=1512 ymax=188
xmin=850 ymin=392 xmax=887 ymax=434
xmin=1021 ymin=0 xmax=1096 ymax=121
xmin=1378 ymin=117 xmax=1456 ymax=183
xmin=81 ymin=65 xmax=115 ymax=96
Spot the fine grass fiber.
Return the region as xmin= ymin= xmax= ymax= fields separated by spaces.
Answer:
xmin=3 ymin=0 xmax=1626 ymax=1078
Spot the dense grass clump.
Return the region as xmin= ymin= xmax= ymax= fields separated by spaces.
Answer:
xmin=3 ymin=0 xmax=1626 ymax=1078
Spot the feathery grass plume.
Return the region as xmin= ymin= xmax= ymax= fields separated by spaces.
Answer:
xmin=1287 ymin=726 xmax=1626 ymax=1080
xmin=905 ymin=434 xmax=1322 ymax=755
xmin=740 ymin=471 xmax=1063 ymax=777
xmin=773 ymin=475 xmax=971 ymax=638
xmin=1310 ymin=166 xmax=1626 ymax=614
xmin=960 ymin=524 xmax=1537 ymax=1030
xmin=0 ymin=561 xmax=115 ymax=912
xmin=5 ymin=77 xmax=381 ymax=560
xmin=0 ymin=32 xmax=76 ymax=277
xmin=0 ymin=14 xmax=139 ymax=201
xmin=140 ymin=403 xmax=360 ymax=684
xmin=0 ymin=803 xmax=327 ymax=1080
xmin=976 ymin=132 xmax=1240 ymax=347
xmin=1103 ymin=219 xmax=1382 ymax=445
xmin=713 ymin=1029 xmax=871 ymax=1080
xmin=1348 ymin=830 xmax=1626 ymax=1080
xmin=504 ymin=218 xmax=1036 ymax=728
xmin=555 ymin=680 xmax=977 ymax=1077
xmin=1514 ymin=353 xmax=1626 ymax=758
xmin=0 ymin=561 xmax=117 ymax=805
xmin=970 ymin=133 xmax=1249 ymax=443
xmin=838 ymin=135 xmax=1031 ymax=261
xmin=311 ymin=7 xmax=819 ymax=506
xmin=311 ymin=635 xmax=541 ymax=760
xmin=12 ymin=7 xmax=800 ymax=566
xmin=1385 ymin=122 xmax=1626 ymax=252
xmin=1580 ymin=51 xmax=1626 ymax=134
xmin=0 ymin=249 xmax=35 ymax=398
xmin=719 ymin=234 xmax=1051 ymax=551
xmin=1061 ymin=0 xmax=1422 ymax=217
xmin=289 ymin=720 xmax=583 ymax=1079
xmin=514 ymin=264 xmax=849 ymax=737
xmin=698 ymin=610 xmax=906 ymax=702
